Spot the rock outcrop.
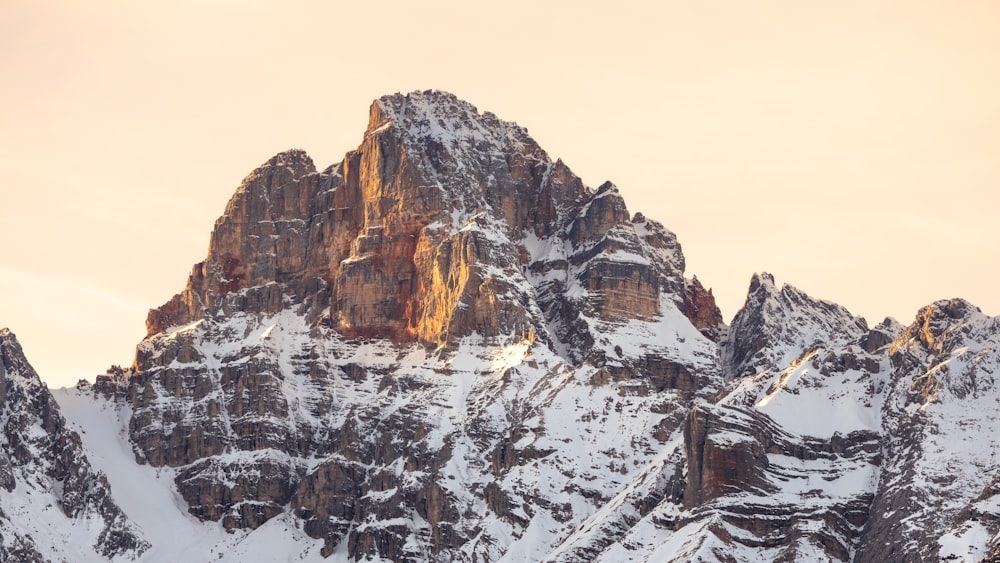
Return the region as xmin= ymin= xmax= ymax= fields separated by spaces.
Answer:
xmin=684 ymin=275 xmax=724 ymax=340
xmin=857 ymin=299 xmax=1000 ymax=562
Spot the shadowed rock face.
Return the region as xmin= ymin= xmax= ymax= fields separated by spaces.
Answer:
xmin=723 ymin=272 xmax=869 ymax=380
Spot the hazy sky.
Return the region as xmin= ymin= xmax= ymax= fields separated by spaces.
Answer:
xmin=2 ymin=1 xmax=998 ymax=388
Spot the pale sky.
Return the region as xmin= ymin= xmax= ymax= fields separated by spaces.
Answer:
xmin=2 ymin=1 xmax=998 ymax=388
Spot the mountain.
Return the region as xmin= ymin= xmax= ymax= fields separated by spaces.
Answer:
xmin=84 ymin=89 xmax=725 ymax=561
xmin=5 ymin=90 xmax=999 ymax=562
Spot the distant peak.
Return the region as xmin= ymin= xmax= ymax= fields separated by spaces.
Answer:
xmin=371 ymin=90 xmax=476 ymax=133
xmin=727 ymin=271 xmax=868 ymax=378
xmin=0 ymin=327 xmax=20 ymax=349
xmin=376 ymin=89 xmax=475 ymax=116
xmin=264 ymin=148 xmax=313 ymax=167
xmin=228 ymin=149 xmax=317 ymax=204
xmin=0 ymin=326 xmax=39 ymax=381
xmin=875 ymin=317 xmax=904 ymax=334
xmin=860 ymin=317 xmax=905 ymax=353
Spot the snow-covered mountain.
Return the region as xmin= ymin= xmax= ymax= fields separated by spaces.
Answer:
xmin=4 ymin=90 xmax=999 ymax=562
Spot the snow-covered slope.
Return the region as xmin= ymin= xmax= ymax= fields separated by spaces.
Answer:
xmin=55 ymin=384 xmax=328 ymax=562
xmin=862 ymin=299 xmax=1000 ymax=562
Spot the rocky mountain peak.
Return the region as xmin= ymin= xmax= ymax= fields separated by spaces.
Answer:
xmin=360 ymin=89 xmax=583 ymax=240
xmin=144 ymin=145 xmax=334 ymax=337
xmin=886 ymin=299 xmax=992 ymax=367
xmin=859 ymin=316 xmax=904 ymax=353
xmin=908 ymin=298 xmax=983 ymax=352
xmin=142 ymin=90 xmax=719 ymax=354
xmin=724 ymin=272 xmax=868 ymax=378
xmin=747 ymin=270 xmax=776 ymax=294
xmin=259 ymin=148 xmax=316 ymax=175
xmin=857 ymin=298 xmax=1000 ymax=562
xmin=683 ymin=275 xmax=724 ymax=340
xmin=1 ymin=327 xmax=30 ymax=381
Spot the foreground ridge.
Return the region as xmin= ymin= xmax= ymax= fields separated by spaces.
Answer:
xmin=0 ymin=329 xmax=147 ymax=562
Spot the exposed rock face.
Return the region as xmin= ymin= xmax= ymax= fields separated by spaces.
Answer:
xmin=680 ymin=402 xmax=880 ymax=560
xmin=0 ymin=329 xmax=147 ymax=561
xmin=146 ymin=149 xmax=340 ymax=335
xmin=26 ymin=90 xmax=999 ymax=562
xmin=143 ymin=92 xmax=708 ymax=354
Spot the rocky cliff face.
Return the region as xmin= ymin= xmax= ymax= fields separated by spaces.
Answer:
xmin=10 ymin=89 xmax=997 ymax=562
xmin=0 ymin=329 xmax=147 ymax=562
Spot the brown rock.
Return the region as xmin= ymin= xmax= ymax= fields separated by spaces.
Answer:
xmin=683 ymin=404 xmax=773 ymax=509
xmin=145 ymin=149 xmax=344 ymax=337
xmin=684 ymin=276 xmax=724 ymax=340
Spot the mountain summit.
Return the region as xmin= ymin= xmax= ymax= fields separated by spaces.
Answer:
xmin=147 ymin=90 xmax=722 ymax=348
xmin=5 ymin=90 xmax=999 ymax=562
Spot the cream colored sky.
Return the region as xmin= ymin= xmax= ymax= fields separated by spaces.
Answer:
xmin=2 ymin=1 xmax=998 ymax=388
